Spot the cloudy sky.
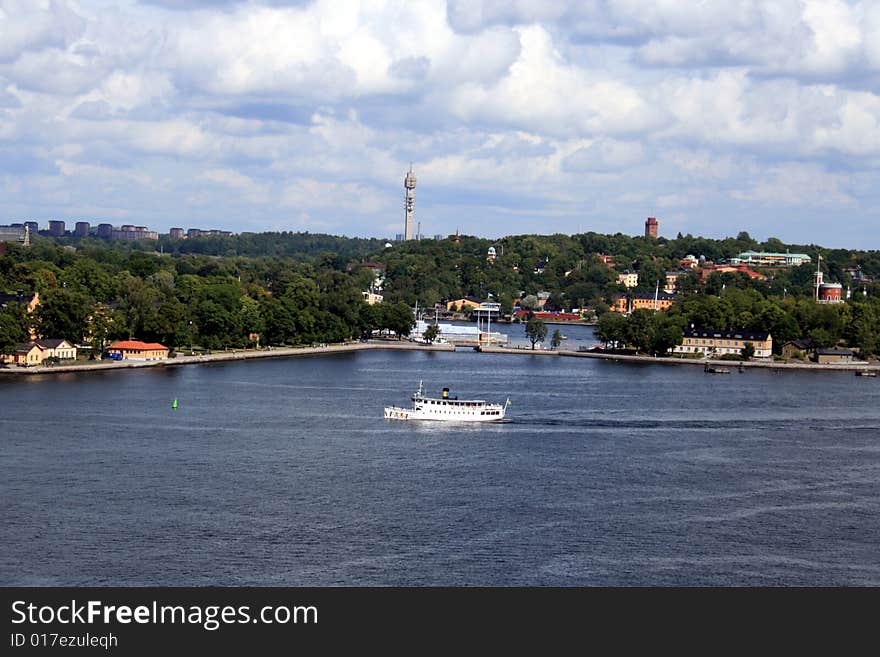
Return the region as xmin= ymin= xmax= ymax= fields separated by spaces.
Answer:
xmin=2 ymin=0 xmax=880 ymax=247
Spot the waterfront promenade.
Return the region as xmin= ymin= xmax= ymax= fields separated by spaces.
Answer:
xmin=0 ymin=340 xmax=454 ymax=376
xmin=480 ymin=345 xmax=880 ymax=372
xmin=2 ymin=339 xmax=878 ymax=376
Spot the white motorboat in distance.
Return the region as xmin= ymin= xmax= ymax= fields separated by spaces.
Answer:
xmin=384 ymin=381 xmax=510 ymax=422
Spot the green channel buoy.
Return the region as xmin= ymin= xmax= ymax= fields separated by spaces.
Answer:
xmin=172 ymin=399 xmax=178 ymax=410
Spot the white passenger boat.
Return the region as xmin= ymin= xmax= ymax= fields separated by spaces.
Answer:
xmin=411 ymin=320 xmax=508 ymax=347
xmin=384 ymin=382 xmax=510 ymax=422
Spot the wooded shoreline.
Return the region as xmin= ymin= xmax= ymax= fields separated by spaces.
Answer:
xmin=0 ymin=340 xmax=453 ymax=376
xmin=480 ymin=345 xmax=880 ymax=371
xmin=2 ymin=339 xmax=878 ymax=377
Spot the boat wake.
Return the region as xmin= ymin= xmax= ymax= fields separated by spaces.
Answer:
xmin=509 ymin=417 xmax=880 ymax=431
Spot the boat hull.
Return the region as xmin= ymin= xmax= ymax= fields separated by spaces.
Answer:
xmin=384 ymin=405 xmax=507 ymax=422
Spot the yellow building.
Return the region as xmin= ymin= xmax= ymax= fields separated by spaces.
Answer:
xmin=37 ymin=339 xmax=77 ymax=360
xmin=674 ymin=329 xmax=773 ymax=359
xmin=107 ymin=340 xmax=169 ymax=360
xmin=617 ymin=272 xmax=638 ymax=288
xmin=631 ymin=292 xmax=675 ymax=312
xmin=445 ymin=297 xmax=482 ymax=312
xmin=2 ymin=342 xmax=48 ymax=366
xmin=814 ymin=348 xmax=854 ymax=364
xmin=1 ymin=338 xmax=76 ymax=366
xmin=362 ymin=291 xmax=384 ymax=304
xmin=610 ymin=295 xmax=629 ymax=313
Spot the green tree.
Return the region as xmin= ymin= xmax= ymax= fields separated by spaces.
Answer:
xmin=625 ymin=309 xmax=657 ymax=353
xmin=845 ymin=300 xmax=879 ymax=357
xmin=741 ymin=342 xmax=756 ymax=360
xmin=634 ymin=260 xmax=665 ymax=294
xmin=0 ymin=312 xmax=28 ymax=355
xmin=495 ymin=293 xmax=514 ymax=316
xmin=280 ymin=273 xmax=320 ymax=309
xmin=545 ymin=293 xmax=565 ymax=311
xmin=595 ymin=312 xmax=627 ymax=348
xmin=356 ymin=302 xmax=381 ymax=340
xmin=88 ymin=305 xmax=128 ymax=353
xmin=116 ymin=273 xmax=160 ymax=338
xmin=550 ymin=329 xmax=563 ymax=349
xmin=292 ymin=307 xmax=317 ymax=343
xmin=61 ymin=258 xmax=114 ymax=301
xmin=260 ymin=296 xmax=296 ymax=345
xmin=754 ymin=303 xmax=800 ymax=351
xmin=127 ymin=251 xmax=160 ymax=278
xmin=423 ymin=323 xmax=440 ymax=344
xmin=382 ymin=302 xmax=415 ymax=339
xmin=650 ymin=319 xmax=683 ymax=356
xmin=525 ymin=316 xmax=547 ymax=350
xmin=148 ymin=270 xmax=176 ymax=296
xmin=314 ymin=309 xmax=349 ymax=343
xmin=674 ymin=272 xmax=700 ymax=295
xmin=520 ymin=294 xmax=539 ymax=310
xmin=238 ymin=296 xmax=265 ymax=343
xmin=34 ymin=287 xmax=90 ymax=342
xmin=194 ymin=298 xmax=242 ymax=349
xmin=147 ymin=297 xmax=188 ymax=350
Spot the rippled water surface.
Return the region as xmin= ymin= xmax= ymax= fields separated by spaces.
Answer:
xmin=2 ymin=345 xmax=879 ymax=585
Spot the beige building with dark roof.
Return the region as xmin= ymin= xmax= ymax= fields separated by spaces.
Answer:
xmin=674 ymin=329 xmax=773 ymax=359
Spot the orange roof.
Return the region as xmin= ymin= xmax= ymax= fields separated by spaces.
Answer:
xmin=109 ymin=340 xmax=168 ymax=350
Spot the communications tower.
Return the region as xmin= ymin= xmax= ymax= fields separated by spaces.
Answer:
xmin=404 ymin=165 xmax=417 ymax=241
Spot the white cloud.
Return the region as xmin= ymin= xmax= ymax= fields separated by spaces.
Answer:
xmin=281 ymin=177 xmax=389 ymax=214
xmin=730 ymin=163 xmax=855 ymax=207
xmin=98 ymin=71 xmax=173 ymax=112
xmin=3 ymin=48 xmax=105 ymax=95
xmin=55 ymin=158 xmax=152 ymax=186
xmin=799 ymin=0 xmax=863 ymax=75
xmin=125 ymin=119 xmax=214 ymax=156
xmin=1 ymin=0 xmax=880 ymax=245
xmin=0 ymin=83 xmax=20 ymax=108
xmin=0 ymin=0 xmax=86 ymax=64
xmin=812 ymin=91 xmax=880 ymax=155
xmin=199 ymin=168 xmax=269 ymax=204
xmin=445 ymin=1 xmax=565 ymax=33
xmin=167 ymin=6 xmax=345 ymax=97
xmin=448 ymin=25 xmax=656 ymax=137
xmin=662 ymin=149 xmax=737 ymax=179
xmin=563 ymin=138 xmax=644 ymax=171
xmin=656 ymin=191 xmax=703 ymax=208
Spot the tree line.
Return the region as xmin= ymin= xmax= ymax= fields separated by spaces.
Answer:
xmin=596 ymin=272 xmax=880 ymax=357
xmin=2 ymin=229 xmax=879 ymax=358
xmin=0 ymin=238 xmax=414 ymax=356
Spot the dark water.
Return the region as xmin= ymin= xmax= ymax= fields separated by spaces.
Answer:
xmin=2 ymin=349 xmax=879 ymax=586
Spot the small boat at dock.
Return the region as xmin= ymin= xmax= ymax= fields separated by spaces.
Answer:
xmin=855 ymin=371 xmax=877 ymax=377
xmin=704 ymin=363 xmax=731 ymax=374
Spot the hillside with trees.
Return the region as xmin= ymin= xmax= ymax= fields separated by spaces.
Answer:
xmin=0 ymin=237 xmax=413 ymax=356
xmin=1 ymin=229 xmax=879 ymax=359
